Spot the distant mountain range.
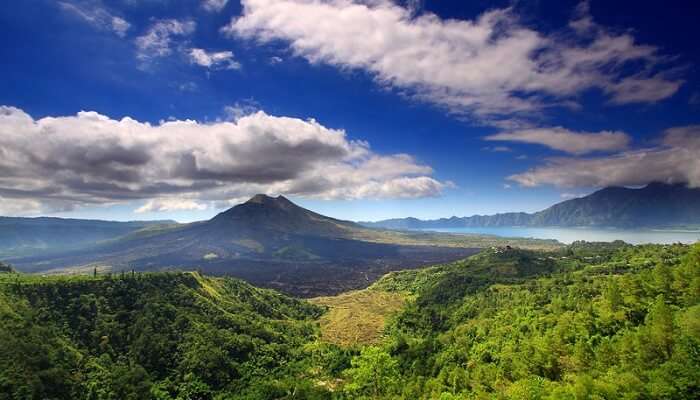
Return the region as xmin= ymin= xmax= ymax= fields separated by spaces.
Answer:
xmin=362 ymin=183 xmax=700 ymax=230
xmin=7 ymin=195 xmax=479 ymax=296
xmin=0 ymin=217 xmax=176 ymax=257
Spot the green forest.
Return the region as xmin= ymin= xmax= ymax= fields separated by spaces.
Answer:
xmin=1 ymin=242 xmax=699 ymax=399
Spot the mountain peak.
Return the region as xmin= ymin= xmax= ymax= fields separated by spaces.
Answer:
xmin=247 ymin=193 xmax=287 ymax=203
xmin=247 ymin=193 xmax=271 ymax=203
xmin=209 ymin=192 xmax=360 ymax=236
xmin=215 ymin=194 xmax=298 ymax=219
xmin=244 ymin=194 xmax=296 ymax=209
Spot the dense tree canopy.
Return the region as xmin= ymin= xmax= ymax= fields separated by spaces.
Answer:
xmin=364 ymin=242 xmax=700 ymax=399
xmin=0 ymin=272 xmax=324 ymax=399
xmin=1 ymin=242 xmax=698 ymax=399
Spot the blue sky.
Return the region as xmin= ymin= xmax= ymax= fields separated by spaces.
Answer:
xmin=0 ymin=0 xmax=698 ymax=222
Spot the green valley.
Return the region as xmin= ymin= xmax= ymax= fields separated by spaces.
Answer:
xmin=1 ymin=241 xmax=698 ymax=399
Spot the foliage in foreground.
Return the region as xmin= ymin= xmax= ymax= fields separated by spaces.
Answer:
xmin=0 ymin=272 xmax=326 ymax=400
xmin=356 ymin=242 xmax=700 ymax=399
xmin=0 ymin=241 xmax=698 ymax=399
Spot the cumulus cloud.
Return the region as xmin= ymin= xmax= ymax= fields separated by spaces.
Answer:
xmin=202 ymin=0 xmax=229 ymax=12
xmin=224 ymin=0 xmax=681 ymax=125
xmin=0 ymin=105 xmax=447 ymax=215
xmin=136 ymin=198 xmax=208 ymax=213
xmin=189 ymin=48 xmax=241 ymax=70
xmin=223 ymin=100 xmax=260 ymax=121
xmin=0 ymin=197 xmax=44 ymax=217
xmin=135 ymin=19 xmax=196 ymax=62
xmin=59 ymin=0 xmax=130 ymax=37
xmin=508 ymin=125 xmax=700 ymax=188
xmin=485 ymin=127 xmax=631 ymax=155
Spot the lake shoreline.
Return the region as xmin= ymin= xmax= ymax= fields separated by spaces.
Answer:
xmin=417 ymin=226 xmax=700 ymax=245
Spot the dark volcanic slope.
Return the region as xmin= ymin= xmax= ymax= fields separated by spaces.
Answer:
xmin=364 ymin=182 xmax=700 ymax=229
xmin=210 ymin=194 xmax=361 ymax=236
xmin=10 ymin=195 xmax=478 ymax=296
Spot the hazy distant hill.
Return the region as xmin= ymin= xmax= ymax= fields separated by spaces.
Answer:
xmin=363 ymin=182 xmax=700 ymax=229
xmin=0 ymin=216 xmax=177 ymax=257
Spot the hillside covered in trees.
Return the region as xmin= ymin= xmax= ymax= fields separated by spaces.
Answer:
xmin=0 ymin=272 xmax=325 ymax=399
xmin=0 ymin=241 xmax=698 ymax=399
xmin=365 ymin=242 xmax=700 ymax=398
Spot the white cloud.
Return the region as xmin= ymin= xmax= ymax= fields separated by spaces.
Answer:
xmin=508 ymin=125 xmax=700 ymax=188
xmin=482 ymin=146 xmax=512 ymax=153
xmin=225 ymin=0 xmax=681 ymax=125
xmin=136 ymin=198 xmax=208 ymax=213
xmin=485 ymin=127 xmax=631 ymax=155
xmin=605 ymin=73 xmax=683 ymax=104
xmin=202 ymin=0 xmax=229 ymax=12
xmin=0 ymin=197 xmax=43 ymax=216
xmin=0 ymin=105 xmax=447 ymax=215
xmin=318 ymin=176 xmax=446 ymax=200
xmin=135 ymin=19 xmax=196 ymax=62
xmin=223 ymin=100 xmax=260 ymax=121
xmin=111 ymin=17 xmax=131 ymax=37
xmin=189 ymin=48 xmax=241 ymax=70
xmin=59 ymin=1 xmax=130 ymax=37
xmin=560 ymin=192 xmax=583 ymax=199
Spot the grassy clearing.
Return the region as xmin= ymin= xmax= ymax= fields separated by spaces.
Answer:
xmin=311 ymin=289 xmax=407 ymax=347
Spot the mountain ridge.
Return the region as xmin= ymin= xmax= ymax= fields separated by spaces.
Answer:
xmin=362 ymin=182 xmax=700 ymax=229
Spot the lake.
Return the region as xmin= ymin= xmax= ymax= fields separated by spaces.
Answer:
xmin=422 ymin=227 xmax=700 ymax=245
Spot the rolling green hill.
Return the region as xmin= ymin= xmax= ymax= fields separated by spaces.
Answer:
xmin=349 ymin=242 xmax=700 ymax=398
xmin=0 ymin=242 xmax=698 ymax=399
xmin=0 ymin=271 xmax=325 ymax=399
